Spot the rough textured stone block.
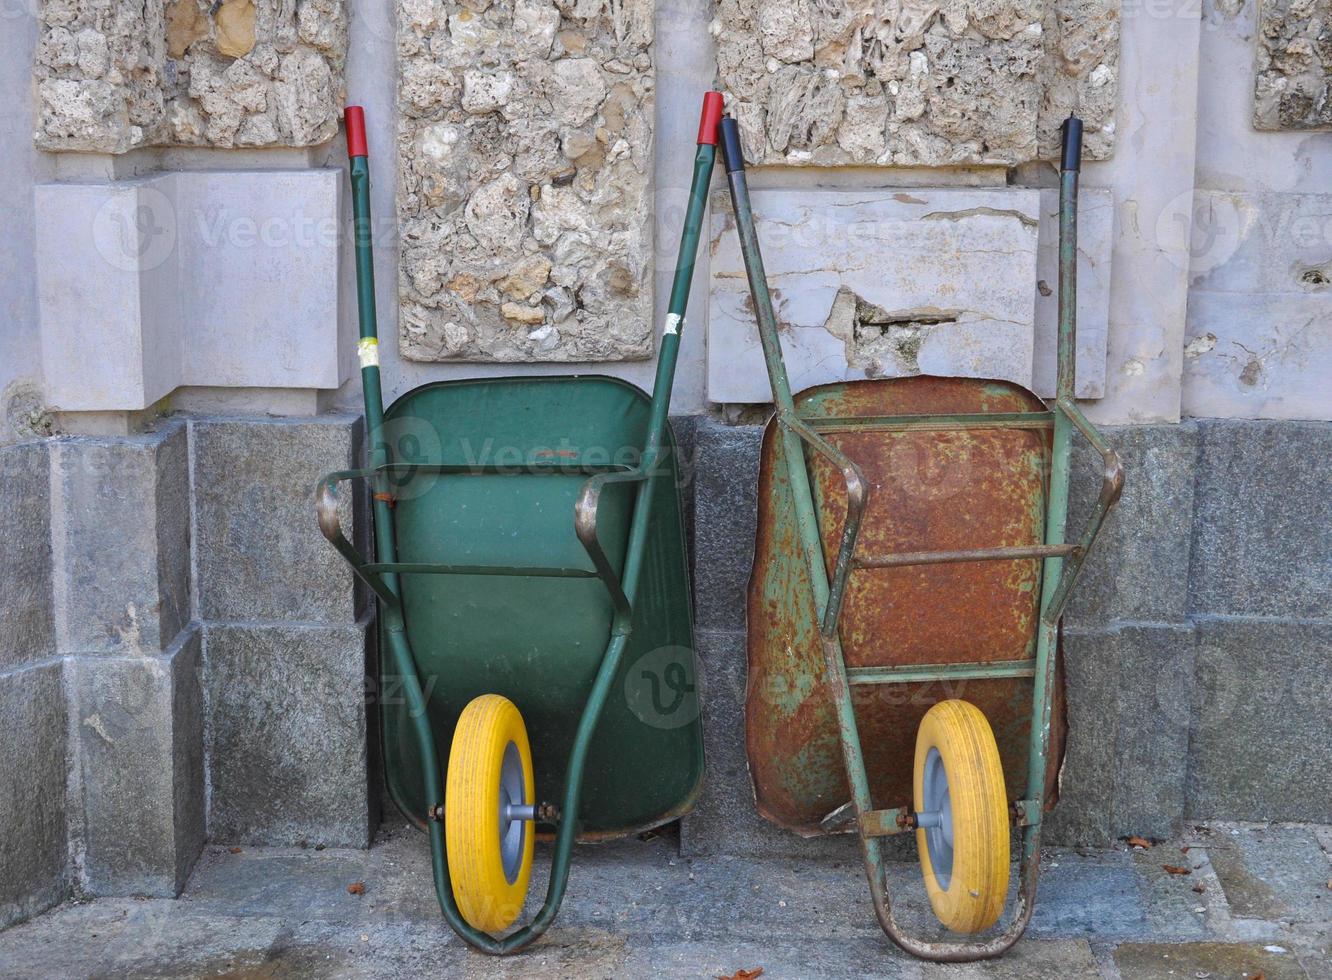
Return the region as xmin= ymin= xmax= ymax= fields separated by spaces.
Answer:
xmin=67 ymin=629 xmax=205 ymax=896
xmin=1186 ymin=619 xmax=1331 ymax=823
xmin=708 ymin=187 xmax=1041 ymax=403
xmin=35 ymin=0 xmax=347 ymax=152
xmin=1254 ymin=0 xmax=1332 ymax=130
xmin=0 ymin=661 xmax=68 ymax=929
xmin=191 ymin=415 xmax=361 ymax=624
xmin=51 ymin=421 xmax=191 ymax=655
xmin=691 ymin=419 xmax=763 ymax=634
xmin=0 ymin=441 xmax=54 ymax=672
xmin=203 ymin=621 xmax=370 ymax=847
xmin=1189 ymin=419 xmax=1331 ymax=618
xmin=1064 ymin=423 xmax=1199 ymax=629
xmin=37 ymin=170 xmax=346 ymax=412
xmin=1045 ymin=623 xmax=1196 ymax=846
xmin=680 ymin=629 xmax=860 ymax=860
xmin=396 ymin=0 xmax=655 ymax=362
xmin=714 ymin=0 xmax=1119 ymax=166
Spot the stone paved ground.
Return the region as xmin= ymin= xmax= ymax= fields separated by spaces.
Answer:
xmin=0 ymin=821 xmax=1326 ymax=979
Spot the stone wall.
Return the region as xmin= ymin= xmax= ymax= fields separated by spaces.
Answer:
xmin=681 ymin=416 xmax=1332 ymax=857
xmin=34 ymin=0 xmax=347 ymax=152
xmin=395 ymin=0 xmax=656 ymax=362
xmin=0 ymin=413 xmax=370 ymax=928
xmin=1254 ymin=0 xmax=1332 ymax=130
xmin=714 ymin=0 xmax=1119 ymax=166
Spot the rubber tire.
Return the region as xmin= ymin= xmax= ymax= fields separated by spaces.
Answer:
xmin=445 ymin=694 xmax=535 ymax=933
xmin=913 ymin=699 xmax=1010 ymax=933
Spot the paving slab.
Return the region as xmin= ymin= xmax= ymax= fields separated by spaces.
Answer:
xmin=1111 ymin=941 xmax=1309 ymax=980
xmin=1202 ymin=825 xmax=1332 ymax=930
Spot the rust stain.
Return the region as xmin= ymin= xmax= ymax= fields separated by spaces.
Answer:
xmin=746 ymin=376 xmax=1066 ymax=833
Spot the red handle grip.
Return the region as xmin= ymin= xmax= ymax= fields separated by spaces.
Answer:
xmin=697 ymin=91 xmax=724 ymax=146
xmin=345 ymin=105 xmax=368 ymax=158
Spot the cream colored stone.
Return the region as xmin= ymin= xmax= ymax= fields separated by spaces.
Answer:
xmin=500 ymin=302 xmax=546 ymax=324
xmin=1254 ymin=0 xmax=1332 ymax=129
xmin=215 ymin=0 xmax=257 ymax=58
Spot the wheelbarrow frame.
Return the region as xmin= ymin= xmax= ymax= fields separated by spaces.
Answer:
xmin=717 ymin=115 xmax=1124 ymax=961
xmin=314 ymin=96 xmax=726 ymax=954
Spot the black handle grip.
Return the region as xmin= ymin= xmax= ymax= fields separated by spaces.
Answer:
xmin=719 ymin=116 xmax=745 ymax=174
xmin=1061 ymin=116 xmax=1083 ymax=172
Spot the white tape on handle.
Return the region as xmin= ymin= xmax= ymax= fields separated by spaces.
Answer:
xmin=664 ymin=313 xmax=684 ymax=336
xmin=358 ymin=338 xmax=380 ymax=368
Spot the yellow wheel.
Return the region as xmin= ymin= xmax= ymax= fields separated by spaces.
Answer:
xmin=913 ymin=699 xmax=1010 ymax=933
xmin=445 ymin=694 xmax=535 ymax=933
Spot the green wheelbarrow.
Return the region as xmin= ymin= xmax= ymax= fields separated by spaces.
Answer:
xmin=718 ymin=114 xmax=1124 ymax=960
xmin=315 ymin=94 xmax=726 ymax=953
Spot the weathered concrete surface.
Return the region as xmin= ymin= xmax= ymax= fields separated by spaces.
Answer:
xmin=713 ymin=0 xmax=1119 ymax=166
xmin=1046 ymin=623 xmax=1196 ymax=846
xmin=1187 ymin=619 xmax=1332 ymax=824
xmin=707 ymin=187 xmax=1042 ymax=403
xmin=1032 ymin=187 xmax=1112 ymax=399
xmin=50 ymin=421 xmax=191 ymax=655
xmin=0 ymin=661 xmax=68 ymax=930
xmin=1189 ymin=420 xmax=1331 ymax=619
xmin=34 ymin=0 xmax=348 ymax=152
xmin=191 ymin=415 xmax=361 ymax=624
xmin=0 ymin=442 xmax=54 ymax=672
xmin=1203 ymin=824 xmax=1331 ymax=926
xmin=36 ymin=170 xmax=346 ymax=413
xmin=396 ymin=0 xmax=655 ymax=362
xmin=1112 ymin=942 xmax=1309 ymax=980
xmin=66 ymin=628 xmax=205 ymax=897
xmin=1182 ymin=191 xmax=1332 ymax=420
xmin=5 ymin=820 xmax=1328 ymax=977
xmin=1254 ymin=0 xmax=1332 ymax=131
xmin=203 ymin=621 xmax=372 ymax=847
xmin=1064 ymin=423 xmax=1199 ymax=629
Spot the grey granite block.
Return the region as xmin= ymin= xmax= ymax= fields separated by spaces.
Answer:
xmin=1189 ymin=419 xmax=1332 ymax=619
xmin=51 ymin=421 xmax=190 ymax=655
xmin=691 ymin=419 xmax=764 ymax=634
xmin=1186 ymin=618 xmax=1332 ymax=823
xmin=67 ymin=628 xmax=205 ymax=897
xmin=191 ymin=416 xmax=362 ymax=624
xmin=0 ymin=660 xmax=68 ymax=929
xmin=203 ymin=621 xmax=371 ymax=848
xmin=1064 ymin=422 xmax=1199 ymax=629
xmin=1046 ymin=623 xmax=1197 ymax=846
xmin=0 ymin=441 xmax=54 ymax=671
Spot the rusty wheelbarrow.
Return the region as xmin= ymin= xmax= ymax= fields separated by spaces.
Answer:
xmin=717 ymin=114 xmax=1124 ymax=960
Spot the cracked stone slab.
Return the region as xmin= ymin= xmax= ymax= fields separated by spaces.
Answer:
xmin=35 ymin=0 xmax=347 ymax=152
xmin=713 ymin=0 xmax=1119 ymax=167
xmin=396 ymin=0 xmax=655 ymax=362
xmin=1254 ymin=0 xmax=1332 ymax=130
xmin=707 ymin=186 xmax=1041 ymax=403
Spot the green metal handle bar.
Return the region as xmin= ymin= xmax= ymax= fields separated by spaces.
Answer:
xmin=319 ymin=98 xmax=721 ymax=955
xmin=714 ymin=120 xmax=868 ymax=640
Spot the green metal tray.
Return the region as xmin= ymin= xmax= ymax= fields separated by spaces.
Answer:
xmin=378 ymin=375 xmax=702 ymax=838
